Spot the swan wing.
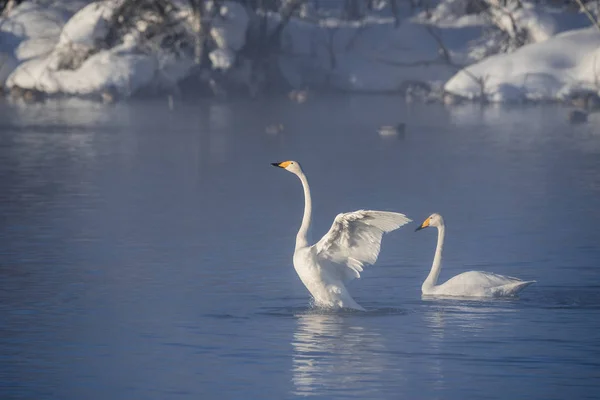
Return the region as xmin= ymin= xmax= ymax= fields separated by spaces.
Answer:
xmin=313 ymin=210 xmax=411 ymax=281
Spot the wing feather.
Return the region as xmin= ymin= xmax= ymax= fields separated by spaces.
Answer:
xmin=313 ymin=210 xmax=411 ymax=282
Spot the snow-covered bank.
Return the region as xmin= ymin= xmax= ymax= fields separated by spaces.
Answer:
xmin=276 ymin=2 xmax=597 ymax=101
xmin=445 ymin=27 xmax=600 ymax=103
xmin=0 ymin=0 xmax=250 ymax=100
xmin=0 ymin=1 xmax=86 ymax=62
xmin=209 ymin=2 xmax=249 ymax=70
xmin=0 ymin=0 xmax=598 ymax=103
xmin=1 ymin=0 xmax=474 ymax=100
xmin=6 ymin=2 xmax=159 ymax=98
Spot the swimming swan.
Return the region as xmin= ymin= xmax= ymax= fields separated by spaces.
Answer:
xmin=415 ymin=213 xmax=535 ymax=297
xmin=272 ymin=160 xmax=411 ymax=310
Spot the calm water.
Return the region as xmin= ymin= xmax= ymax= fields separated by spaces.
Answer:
xmin=0 ymin=97 xmax=599 ymax=399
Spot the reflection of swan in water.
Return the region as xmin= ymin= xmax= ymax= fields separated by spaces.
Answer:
xmin=422 ymin=308 xmax=445 ymax=394
xmin=291 ymin=311 xmax=389 ymax=396
xmin=208 ymin=103 xmax=233 ymax=163
xmin=416 ymin=214 xmax=535 ymax=297
xmin=423 ymin=300 xmax=517 ymax=333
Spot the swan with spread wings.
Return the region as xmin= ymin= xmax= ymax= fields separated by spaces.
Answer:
xmin=271 ymin=160 xmax=411 ymax=311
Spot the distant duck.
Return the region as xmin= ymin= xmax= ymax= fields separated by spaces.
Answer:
xmin=9 ymin=86 xmax=24 ymax=99
xmin=568 ymin=109 xmax=588 ymax=124
xmin=100 ymin=87 xmax=118 ymax=104
xmin=570 ymin=92 xmax=600 ymax=110
xmin=266 ymin=123 xmax=284 ymax=135
xmin=571 ymin=95 xmax=588 ymax=109
xmin=22 ymin=89 xmax=43 ymax=103
xmin=443 ymin=92 xmax=463 ymax=106
xmin=289 ymin=89 xmax=309 ymax=104
xmin=378 ymin=123 xmax=405 ymax=137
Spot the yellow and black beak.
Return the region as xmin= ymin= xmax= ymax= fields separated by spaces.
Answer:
xmin=271 ymin=161 xmax=291 ymax=168
xmin=415 ymin=218 xmax=430 ymax=232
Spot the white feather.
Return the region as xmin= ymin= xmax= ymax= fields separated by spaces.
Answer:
xmin=314 ymin=210 xmax=411 ymax=280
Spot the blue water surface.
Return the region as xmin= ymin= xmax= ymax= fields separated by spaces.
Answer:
xmin=0 ymin=97 xmax=599 ymax=399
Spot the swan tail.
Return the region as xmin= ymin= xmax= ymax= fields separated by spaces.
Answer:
xmin=494 ymin=280 xmax=536 ymax=297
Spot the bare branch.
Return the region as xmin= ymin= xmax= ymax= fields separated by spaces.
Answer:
xmin=371 ymin=56 xmax=459 ymax=68
xmin=572 ymin=0 xmax=600 ymax=32
xmin=268 ymin=0 xmax=306 ymax=47
xmin=425 ymin=25 xmax=451 ymax=64
xmin=323 ymin=26 xmax=338 ymax=69
xmin=344 ymin=19 xmax=368 ymax=51
xmin=459 ymin=68 xmax=488 ymax=100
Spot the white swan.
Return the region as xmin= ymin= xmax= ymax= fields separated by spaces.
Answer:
xmin=415 ymin=213 xmax=535 ymax=297
xmin=272 ymin=160 xmax=411 ymax=311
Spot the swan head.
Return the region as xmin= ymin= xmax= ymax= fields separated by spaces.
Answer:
xmin=271 ymin=160 xmax=303 ymax=175
xmin=415 ymin=213 xmax=444 ymax=231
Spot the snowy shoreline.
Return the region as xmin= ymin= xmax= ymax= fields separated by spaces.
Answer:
xmin=0 ymin=0 xmax=598 ymax=109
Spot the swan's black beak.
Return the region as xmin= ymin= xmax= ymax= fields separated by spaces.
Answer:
xmin=271 ymin=162 xmax=284 ymax=168
xmin=415 ymin=219 xmax=430 ymax=232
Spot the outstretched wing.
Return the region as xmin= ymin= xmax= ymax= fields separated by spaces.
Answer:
xmin=313 ymin=210 xmax=411 ymax=282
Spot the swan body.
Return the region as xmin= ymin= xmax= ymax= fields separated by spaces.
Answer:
xmin=422 ymin=270 xmax=535 ymax=297
xmin=416 ymin=213 xmax=535 ymax=297
xmin=272 ymin=160 xmax=411 ymax=311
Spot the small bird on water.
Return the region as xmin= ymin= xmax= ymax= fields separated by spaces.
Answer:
xmin=266 ymin=123 xmax=284 ymax=135
xmin=289 ymin=89 xmax=309 ymax=104
xmin=568 ymin=109 xmax=587 ymax=124
xmin=378 ymin=123 xmax=406 ymax=138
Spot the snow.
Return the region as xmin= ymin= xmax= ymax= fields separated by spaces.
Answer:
xmin=210 ymin=2 xmax=249 ymax=52
xmin=0 ymin=0 xmax=598 ymax=101
xmin=5 ymin=0 xmax=155 ymax=96
xmin=1 ymin=2 xmax=66 ymax=41
xmin=0 ymin=1 xmax=88 ymax=61
xmin=278 ymin=17 xmax=479 ymax=92
xmin=489 ymin=2 xmax=556 ymax=44
xmin=415 ymin=0 xmax=487 ymax=27
xmin=57 ymin=1 xmax=114 ymax=48
xmin=209 ymin=48 xmax=236 ymax=70
xmin=209 ymin=1 xmax=249 ymax=70
xmin=5 ymin=0 xmax=156 ymax=97
xmin=0 ymin=0 xmax=251 ymax=97
xmin=445 ymin=27 xmax=600 ymax=102
xmin=3 ymin=0 xmax=169 ymax=96
xmin=0 ymin=0 xmax=88 ymax=85
xmin=8 ymin=47 xmax=156 ymax=96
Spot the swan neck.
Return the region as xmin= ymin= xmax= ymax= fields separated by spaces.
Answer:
xmin=423 ymin=224 xmax=445 ymax=291
xmin=295 ymin=171 xmax=312 ymax=249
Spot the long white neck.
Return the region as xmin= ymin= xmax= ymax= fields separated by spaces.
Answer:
xmin=295 ymin=171 xmax=312 ymax=250
xmin=422 ymin=224 xmax=445 ymax=292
